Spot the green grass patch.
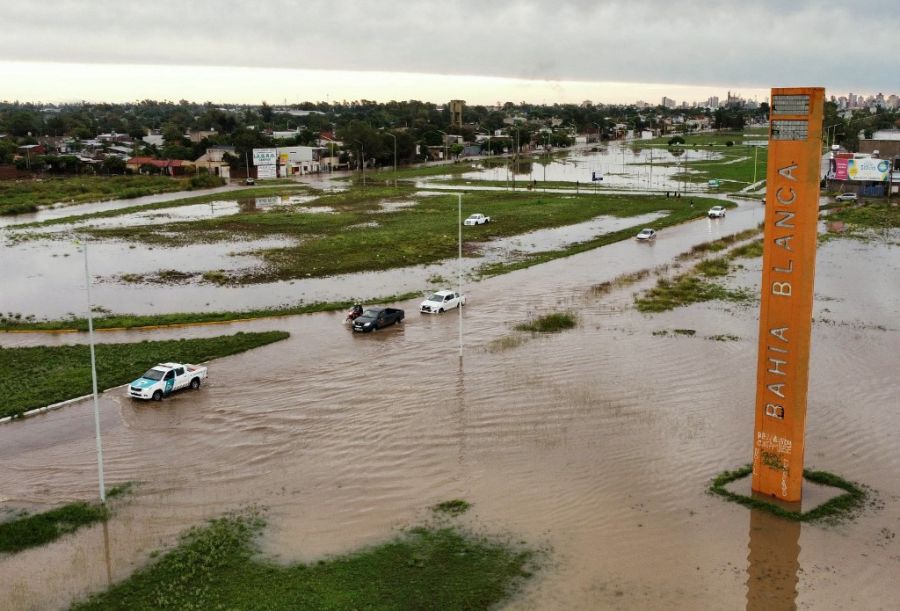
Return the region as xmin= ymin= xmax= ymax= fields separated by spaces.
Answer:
xmin=432 ymin=500 xmax=472 ymax=516
xmin=709 ymin=465 xmax=868 ymax=524
xmin=514 ymin=312 xmax=577 ymax=333
xmin=635 ymin=273 xmax=753 ymax=313
xmin=0 ymin=175 xmax=195 ymax=216
xmin=727 ymin=239 xmax=764 ymax=259
xmin=0 ymin=292 xmax=419 ymax=332
xmin=676 ymin=227 xmax=760 ymax=260
xmin=824 ymin=201 xmax=899 ymax=239
xmin=0 ymin=331 xmax=289 ymax=419
xmin=673 ymin=328 xmax=696 ymax=336
xmin=707 ymin=334 xmax=740 ymax=342
xmin=695 ymin=257 xmax=730 ymax=277
xmin=71 ymin=512 xmax=535 ymax=611
xmin=0 ymin=501 xmax=108 ymax=554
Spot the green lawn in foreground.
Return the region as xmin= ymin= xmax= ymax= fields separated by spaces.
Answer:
xmin=86 ymin=187 xmax=724 ymax=283
xmin=0 ymin=331 xmax=289 ymax=419
xmin=71 ymin=514 xmax=535 ymax=611
xmin=0 ymin=175 xmax=195 ymax=216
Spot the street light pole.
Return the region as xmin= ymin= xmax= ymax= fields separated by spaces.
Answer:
xmin=80 ymin=241 xmax=106 ymax=504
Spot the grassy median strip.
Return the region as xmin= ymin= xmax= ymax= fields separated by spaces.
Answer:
xmin=0 ymin=331 xmax=289 ymax=419
xmin=0 ymin=292 xmax=419 ymax=332
xmin=71 ymin=512 xmax=536 ymax=611
xmin=0 ymin=175 xmax=199 ymax=216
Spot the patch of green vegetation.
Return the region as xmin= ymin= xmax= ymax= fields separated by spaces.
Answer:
xmin=672 ymin=148 xmax=768 ymax=188
xmin=485 ymin=334 xmax=530 ymax=353
xmin=106 ymin=482 xmax=136 ymax=499
xmin=590 ymin=269 xmax=652 ymax=295
xmin=0 ymin=292 xmax=419 ymax=332
xmin=71 ymin=512 xmax=535 ymax=611
xmin=728 ymin=239 xmax=764 ymax=259
xmin=0 ymin=175 xmax=193 ymax=216
xmin=514 ymin=312 xmax=577 ymax=333
xmin=432 ymin=500 xmax=471 ymax=516
xmin=824 ymin=201 xmax=898 ymax=241
xmin=673 ymin=328 xmax=696 ymax=336
xmin=676 ymin=227 xmax=760 ymax=260
xmin=695 ymin=257 xmax=730 ymax=277
xmin=707 ymin=334 xmax=740 ymax=342
xmin=635 ymin=273 xmax=753 ymax=313
xmin=0 ymin=331 xmax=289 ymax=419
xmin=0 ymin=501 xmax=108 ymax=554
xmin=709 ymin=465 xmax=868 ymax=524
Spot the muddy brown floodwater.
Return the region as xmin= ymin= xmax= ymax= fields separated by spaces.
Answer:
xmin=1 ymin=225 xmax=898 ymax=609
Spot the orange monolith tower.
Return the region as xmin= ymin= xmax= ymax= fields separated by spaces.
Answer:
xmin=751 ymin=87 xmax=824 ymax=502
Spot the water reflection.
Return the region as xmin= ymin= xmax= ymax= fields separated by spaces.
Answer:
xmin=102 ymin=519 xmax=113 ymax=587
xmin=746 ymin=503 xmax=801 ymax=611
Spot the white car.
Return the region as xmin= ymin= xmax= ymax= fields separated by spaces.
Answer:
xmin=636 ymin=228 xmax=657 ymax=241
xmin=708 ymin=205 xmax=727 ymax=218
xmin=835 ymin=193 xmax=858 ymax=202
xmin=464 ymin=213 xmax=491 ymax=226
xmin=128 ymin=362 xmax=208 ymax=401
xmin=420 ymin=290 xmax=466 ymax=313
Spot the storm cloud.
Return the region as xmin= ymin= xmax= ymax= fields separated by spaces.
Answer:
xmin=3 ymin=0 xmax=896 ymax=92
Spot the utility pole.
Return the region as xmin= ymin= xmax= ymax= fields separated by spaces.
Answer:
xmin=80 ymin=241 xmax=106 ymax=504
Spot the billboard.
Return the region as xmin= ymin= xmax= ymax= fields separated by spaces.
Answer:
xmin=828 ymin=157 xmax=890 ymax=181
xmin=252 ymin=148 xmax=277 ymax=165
xmin=256 ymin=164 xmax=277 ymax=179
xmin=848 ymin=157 xmax=890 ymax=181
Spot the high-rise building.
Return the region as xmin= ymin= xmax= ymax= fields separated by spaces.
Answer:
xmin=661 ymin=96 xmax=676 ymax=109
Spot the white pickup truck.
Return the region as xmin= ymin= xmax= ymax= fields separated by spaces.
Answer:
xmin=464 ymin=213 xmax=491 ymax=226
xmin=128 ymin=362 xmax=208 ymax=401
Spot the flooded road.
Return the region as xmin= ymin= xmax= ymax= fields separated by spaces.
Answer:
xmin=2 ymin=220 xmax=898 ymax=609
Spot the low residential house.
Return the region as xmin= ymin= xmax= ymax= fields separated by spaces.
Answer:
xmin=194 ymin=146 xmax=235 ymax=179
xmin=126 ymin=156 xmax=193 ymax=177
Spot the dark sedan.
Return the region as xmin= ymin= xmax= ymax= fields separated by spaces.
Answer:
xmin=351 ymin=307 xmax=404 ymax=332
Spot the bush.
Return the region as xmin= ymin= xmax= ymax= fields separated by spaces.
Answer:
xmin=668 ymin=136 xmax=685 ymax=146
xmin=189 ymin=173 xmax=226 ymax=189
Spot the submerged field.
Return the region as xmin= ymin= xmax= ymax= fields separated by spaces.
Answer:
xmin=82 ymin=186 xmax=723 ymax=283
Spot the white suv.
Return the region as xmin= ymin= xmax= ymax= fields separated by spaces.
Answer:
xmin=835 ymin=193 xmax=858 ymax=202
xmin=420 ymin=290 xmax=466 ymax=313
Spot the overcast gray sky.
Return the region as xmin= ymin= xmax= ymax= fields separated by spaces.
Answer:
xmin=2 ymin=1 xmax=896 ymax=103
